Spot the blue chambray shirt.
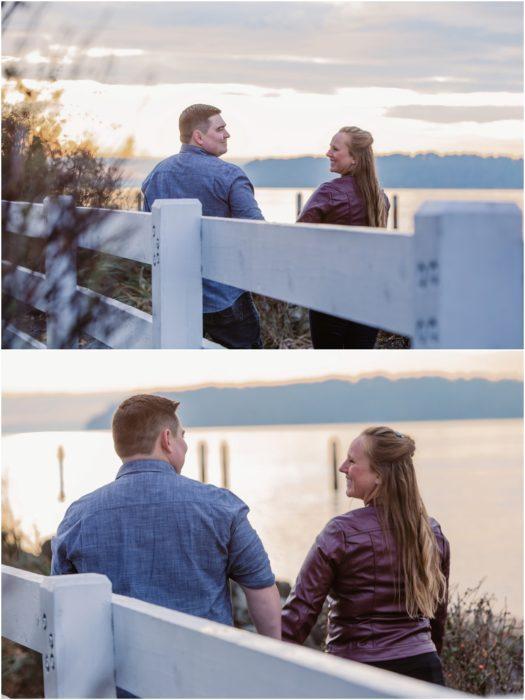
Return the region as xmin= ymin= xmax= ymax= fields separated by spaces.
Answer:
xmin=51 ymin=460 xmax=275 ymax=625
xmin=141 ymin=145 xmax=264 ymax=313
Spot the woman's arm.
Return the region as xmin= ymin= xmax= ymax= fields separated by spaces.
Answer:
xmin=282 ymin=522 xmax=345 ymax=644
xmin=430 ymin=533 xmax=450 ymax=654
xmin=297 ymin=183 xmax=333 ymax=224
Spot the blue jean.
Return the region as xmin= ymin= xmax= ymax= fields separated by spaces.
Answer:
xmin=203 ymin=292 xmax=262 ymax=349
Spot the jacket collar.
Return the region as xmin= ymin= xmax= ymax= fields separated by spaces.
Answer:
xmin=116 ymin=459 xmax=178 ymax=480
xmin=180 ymin=144 xmax=214 ymax=157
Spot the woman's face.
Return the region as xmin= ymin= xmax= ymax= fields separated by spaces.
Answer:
xmin=339 ymin=435 xmax=379 ymax=503
xmin=326 ymin=132 xmax=356 ymax=175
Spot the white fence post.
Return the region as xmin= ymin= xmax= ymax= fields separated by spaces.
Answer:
xmin=43 ymin=196 xmax=79 ymax=349
xmin=151 ymin=199 xmax=203 ymax=348
xmin=40 ymin=573 xmax=116 ymax=699
xmin=413 ymin=201 xmax=523 ymax=348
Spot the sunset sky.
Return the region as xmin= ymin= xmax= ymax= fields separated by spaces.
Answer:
xmin=2 ymin=1 xmax=523 ymax=159
xmin=2 ymin=350 xmax=522 ymax=394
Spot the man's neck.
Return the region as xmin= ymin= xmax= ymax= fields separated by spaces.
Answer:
xmin=123 ymin=453 xmax=171 ymax=465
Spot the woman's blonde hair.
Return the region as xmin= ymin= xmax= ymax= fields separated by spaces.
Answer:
xmin=338 ymin=126 xmax=388 ymax=228
xmin=360 ymin=426 xmax=446 ymax=618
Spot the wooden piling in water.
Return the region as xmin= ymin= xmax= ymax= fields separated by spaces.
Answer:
xmin=296 ymin=192 xmax=303 ymax=219
xmin=393 ymin=194 xmax=398 ymax=229
xmin=198 ymin=441 xmax=208 ymax=483
xmin=57 ymin=445 xmax=65 ymax=502
xmin=329 ymin=438 xmax=339 ymax=491
xmin=220 ymin=441 xmax=230 ymax=489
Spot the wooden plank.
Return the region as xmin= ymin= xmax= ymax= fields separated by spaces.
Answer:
xmin=40 ymin=574 xmax=116 ymax=698
xmin=152 ymin=199 xmax=203 ymax=348
xmin=2 ymin=324 xmax=46 ymax=349
xmin=76 ymin=207 xmax=152 ymax=264
xmin=44 ymin=197 xmax=79 ymax=348
xmin=2 ymin=201 xmax=47 ymax=237
xmin=202 ymin=218 xmax=414 ymax=336
xmin=413 ymin=201 xmax=523 ymax=349
xmin=2 ymin=200 xmax=151 ymax=264
xmin=78 ymin=286 xmax=153 ymax=349
xmin=2 ymin=566 xmax=45 ymax=653
xmin=112 ymin=595 xmax=460 ymax=699
xmin=2 ymin=263 xmax=152 ymax=348
xmin=2 ymin=263 xmax=48 ymax=311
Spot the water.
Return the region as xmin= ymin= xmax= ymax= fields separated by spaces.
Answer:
xmin=124 ymin=185 xmax=522 ymax=231
xmin=3 ymin=418 xmax=522 ymax=617
xmin=254 ymin=188 xmax=523 ymax=230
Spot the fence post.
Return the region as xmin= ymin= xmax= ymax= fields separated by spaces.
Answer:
xmin=40 ymin=573 xmax=116 ymax=698
xmin=151 ymin=199 xmax=203 ymax=348
xmin=413 ymin=201 xmax=523 ymax=348
xmin=43 ymin=196 xmax=78 ymax=349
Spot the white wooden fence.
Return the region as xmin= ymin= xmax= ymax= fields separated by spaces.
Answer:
xmin=2 ymin=197 xmax=522 ymax=349
xmin=2 ymin=565 xmax=466 ymax=699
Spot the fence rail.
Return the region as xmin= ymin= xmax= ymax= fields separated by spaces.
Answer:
xmin=2 ymin=197 xmax=522 ymax=349
xmin=2 ymin=565 xmax=465 ymax=698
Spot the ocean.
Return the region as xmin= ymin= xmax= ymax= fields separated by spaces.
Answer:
xmin=2 ymin=417 xmax=522 ymax=617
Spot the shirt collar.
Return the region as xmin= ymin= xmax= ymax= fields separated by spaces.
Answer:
xmin=116 ymin=459 xmax=178 ymax=480
xmin=180 ymin=144 xmax=214 ymax=157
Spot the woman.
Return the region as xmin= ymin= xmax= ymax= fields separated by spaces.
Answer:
xmin=298 ymin=127 xmax=389 ymax=349
xmin=282 ymin=427 xmax=450 ymax=685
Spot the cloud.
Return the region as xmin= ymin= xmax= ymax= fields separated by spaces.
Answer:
xmin=385 ymin=105 xmax=524 ymax=124
xmin=2 ymin=2 xmax=522 ymax=94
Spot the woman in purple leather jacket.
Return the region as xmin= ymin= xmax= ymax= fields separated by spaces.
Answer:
xmin=282 ymin=427 xmax=450 ymax=685
xmin=298 ymin=127 xmax=389 ymax=349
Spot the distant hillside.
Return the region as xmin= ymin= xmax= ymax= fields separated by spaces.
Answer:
xmin=115 ymin=154 xmax=523 ymax=190
xmin=241 ymin=154 xmax=524 ymax=189
xmin=85 ymin=378 xmax=523 ymax=430
xmin=4 ymin=376 xmax=520 ymax=435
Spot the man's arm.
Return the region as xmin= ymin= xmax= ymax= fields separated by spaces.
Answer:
xmin=242 ymin=584 xmax=282 ymax=640
xmin=229 ymin=172 xmax=265 ymax=220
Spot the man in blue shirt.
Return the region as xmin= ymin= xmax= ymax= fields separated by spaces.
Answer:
xmin=51 ymin=394 xmax=281 ymax=638
xmin=142 ymin=104 xmax=264 ymax=348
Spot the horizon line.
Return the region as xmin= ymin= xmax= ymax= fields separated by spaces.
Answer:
xmin=4 ymin=370 xmax=522 ymax=399
xmin=105 ymin=151 xmax=524 ymax=161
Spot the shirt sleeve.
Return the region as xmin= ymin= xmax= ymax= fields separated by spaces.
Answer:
xmin=430 ymin=527 xmax=450 ymax=654
xmin=297 ymin=183 xmax=333 ymax=224
xmin=50 ymin=507 xmax=81 ymax=575
xmin=282 ymin=519 xmax=345 ymax=644
xmin=226 ymin=497 xmax=275 ymax=588
xmin=228 ymin=173 xmax=265 ymax=220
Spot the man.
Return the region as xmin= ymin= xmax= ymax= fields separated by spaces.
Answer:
xmin=51 ymin=394 xmax=281 ymax=639
xmin=142 ymin=104 xmax=264 ymax=348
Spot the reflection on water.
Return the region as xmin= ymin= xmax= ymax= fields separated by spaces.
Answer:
xmin=2 ymin=418 xmax=522 ymax=617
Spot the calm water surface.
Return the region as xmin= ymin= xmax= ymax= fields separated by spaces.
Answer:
xmin=254 ymin=187 xmax=523 ymax=230
xmin=3 ymin=418 xmax=522 ymax=617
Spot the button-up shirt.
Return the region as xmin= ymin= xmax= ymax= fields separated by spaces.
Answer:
xmin=51 ymin=459 xmax=275 ymax=625
xmin=142 ymin=145 xmax=264 ymax=313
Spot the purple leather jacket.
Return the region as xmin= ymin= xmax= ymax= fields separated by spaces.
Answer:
xmin=282 ymin=505 xmax=450 ymax=663
xmin=298 ymin=175 xmax=388 ymax=226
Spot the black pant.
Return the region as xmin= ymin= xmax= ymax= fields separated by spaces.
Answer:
xmin=309 ymin=310 xmax=378 ymax=349
xmin=203 ymin=292 xmax=262 ymax=349
xmin=365 ymin=651 xmax=445 ymax=686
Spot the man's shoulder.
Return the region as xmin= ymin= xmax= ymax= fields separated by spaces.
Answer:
xmin=146 ymin=153 xmax=182 ymax=176
xmin=178 ymin=475 xmax=246 ymax=510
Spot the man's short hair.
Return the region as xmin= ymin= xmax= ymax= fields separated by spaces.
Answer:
xmin=179 ymin=104 xmax=221 ymax=144
xmin=112 ymin=394 xmax=180 ymax=459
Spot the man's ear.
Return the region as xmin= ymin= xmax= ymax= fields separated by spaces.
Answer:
xmin=193 ymin=129 xmax=204 ymax=146
xmin=159 ymin=427 xmax=172 ymax=452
